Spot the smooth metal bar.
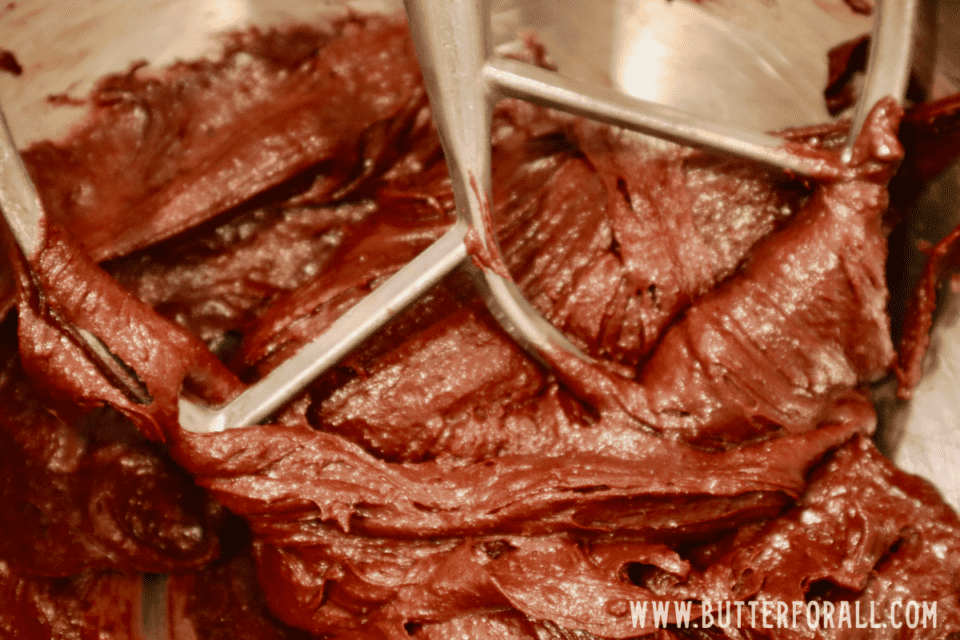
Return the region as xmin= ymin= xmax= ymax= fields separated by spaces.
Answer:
xmin=843 ymin=0 xmax=918 ymax=161
xmin=485 ymin=57 xmax=823 ymax=176
xmin=0 ymin=103 xmax=43 ymax=256
xmin=2 ymin=0 xmax=917 ymax=438
xmin=178 ymin=224 xmax=469 ymax=433
xmin=404 ymin=0 xmax=590 ymax=366
xmin=141 ymin=574 xmax=169 ymax=640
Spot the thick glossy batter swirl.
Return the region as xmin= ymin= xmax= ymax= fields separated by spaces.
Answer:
xmin=2 ymin=13 xmax=959 ymax=640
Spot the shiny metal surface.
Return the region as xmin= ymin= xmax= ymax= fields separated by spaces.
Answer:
xmin=400 ymin=0 xmax=914 ymax=432
xmin=141 ymin=574 xmax=169 ymax=640
xmin=485 ymin=57 xmax=827 ymax=174
xmin=0 ymin=104 xmax=43 ymax=256
xmin=177 ymin=224 xmax=469 ymax=432
xmin=0 ymin=0 xmax=955 ymax=636
xmin=842 ymin=0 xmax=919 ymax=161
xmin=404 ymin=0 xmax=592 ymax=378
xmin=0 ymin=0 xmax=873 ymax=144
xmin=885 ymin=0 xmax=960 ymax=511
xmin=2 ymin=0 xmax=916 ymax=435
xmin=892 ymin=292 xmax=960 ymax=511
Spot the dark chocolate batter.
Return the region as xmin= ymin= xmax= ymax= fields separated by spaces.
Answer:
xmin=0 ymin=314 xmax=225 ymax=577
xmin=0 ymin=562 xmax=143 ymax=639
xmin=2 ymin=12 xmax=960 ymax=640
xmin=0 ymin=49 xmax=20 ymax=76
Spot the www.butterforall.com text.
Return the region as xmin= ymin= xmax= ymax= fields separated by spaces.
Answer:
xmin=629 ymin=599 xmax=939 ymax=631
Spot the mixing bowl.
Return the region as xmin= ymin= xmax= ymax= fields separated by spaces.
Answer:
xmin=1 ymin=0 xmax=872 ymax=142
xmin=1 ymin=0 xmax=957 ymax=637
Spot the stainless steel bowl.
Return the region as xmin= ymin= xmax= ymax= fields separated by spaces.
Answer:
xmin=0 ymin=0 xmax=873 ymax=144
xmin=1 ymin=0 xmax=957 ymax=637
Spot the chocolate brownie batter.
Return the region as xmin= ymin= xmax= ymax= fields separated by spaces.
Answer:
xmin=0 ymin=315 xmax=224 ymax=577
xmin=3 ymin=12 xmax=960 ymax=640
xmin=0 ymin=49 xmax=20 ymax=76
xmin=0 ymin=563 xmax=143 ymax=639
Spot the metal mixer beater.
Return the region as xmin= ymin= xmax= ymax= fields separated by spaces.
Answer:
xmin=1 ymin=0 xmax=918 ymax=436
xmin=0 ymin=0 xmax=920 ymax=637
